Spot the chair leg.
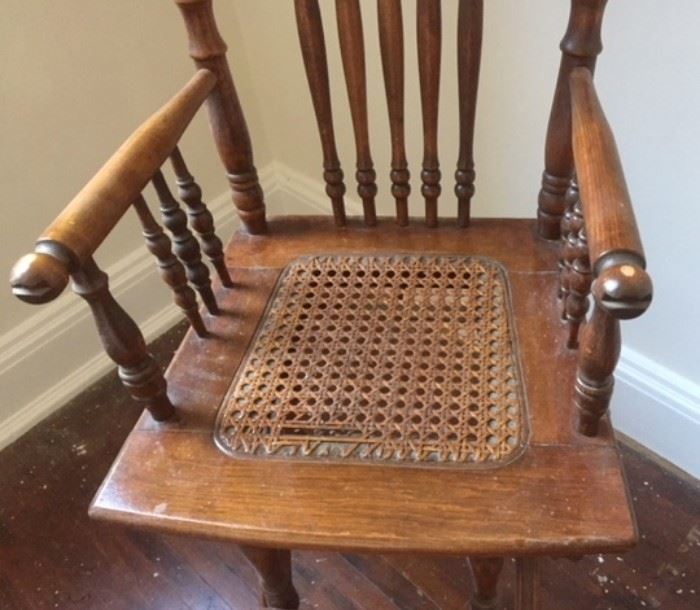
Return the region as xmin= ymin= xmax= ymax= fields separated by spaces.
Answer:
xmin=467 ymin=557 xmax=504 ymax=609
xmin=515 ymin=557 xmax=539 ymax=610
xmin=239 ymin=545 xmax=300 ymax=609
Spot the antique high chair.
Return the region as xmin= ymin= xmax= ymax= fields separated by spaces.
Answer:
xmin=10 ymin=1 xmax=653 ymax=608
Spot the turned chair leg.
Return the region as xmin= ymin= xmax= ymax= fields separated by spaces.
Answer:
xmin=239 ymin=545 xmax=299 ymax=609
xmin=515 ymin=557 xmax=539 ymax=610
xmin=467 ymin=557 xmax=504 ymax=609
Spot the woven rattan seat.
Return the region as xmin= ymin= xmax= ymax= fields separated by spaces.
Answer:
xmin=216 ymin=254 xmax=527 ymax=465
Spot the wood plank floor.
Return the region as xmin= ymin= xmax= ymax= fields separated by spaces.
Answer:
xmin=0 ymin=322 xmax=697 ymax=610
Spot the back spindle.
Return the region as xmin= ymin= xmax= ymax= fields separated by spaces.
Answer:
xmin=417 ymin=0 xmax=442 ymax=228
xmin=537 ymin=0 xmax=608 ymax=239
xmin=378 ymin=0 xmax=410 ymax=226
xmin=151 ymin=170 xmax=219 ymax=315
xmin=455 ymin=0 xmax=483 ymax=227
xmin=294 ymin=0 xmax=347 ymax=226
xmin=133 ymin=194 xmax=207 ymax=338
xmin=336 ymin=0 xmax=378 ymax=226
xmin=174 ymin=0 xmax=267 ymax=234
xmin=170 ymin=147 xmax=233 ymax=287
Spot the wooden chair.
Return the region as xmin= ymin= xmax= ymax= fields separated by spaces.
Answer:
xmin=10 ymin=1 xmax=653 ymax=608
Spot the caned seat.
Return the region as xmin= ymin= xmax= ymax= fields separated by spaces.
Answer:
xmin=10 ymin=1 xmax=655 ymax=608
xmin=90 ymin=216 xmax=636 ymax=557
xmin=217 ymin=252 xmax=527 ymax=465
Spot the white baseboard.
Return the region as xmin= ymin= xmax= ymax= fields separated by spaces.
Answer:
xmin=613 ymin=348 xmax=700 ymax=478
xmin=2 ymin=161 xmax=698 ymax=480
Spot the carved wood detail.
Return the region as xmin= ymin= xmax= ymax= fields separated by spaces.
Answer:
xmin=378 ymin=0 xmax=410 ymax=226
xmin=336 ymin=0 xmax=378 ymax=226
xmin=170 ymin=147 xmax=233 ymax=287
xmin=133 ymin=195 xmax=207 ymax=338
xmin=174 ymin=0 xmax=267 ymax=234
xmin=562 ymin=198 xmax=592 ymax=349
xmin=417 ymin=0 xmax=442 ymax=228
xmin=537 ymin=0 xmax=608 ymax=239
xmin=295 ymin=0 xmax=347 ymax=227
xmin=575 ymin=301 xmax=618 ymax=436
xmin=455 ymin=0 xmax=483 ymax=227
xmin=71 ymin=257 xmax=174 ymax=421
xmin=558 ymin=178 xmax=579 ymax=306
xmin=575 ymin=264 xmax=652 ymax=435
xmin=152 ymin=170 xmax=218 ymax=315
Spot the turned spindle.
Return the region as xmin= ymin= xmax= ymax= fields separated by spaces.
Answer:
xmin=174 ymin=0 xmax=267 ymax=234
xmin=468 ymin=557 xmax=504 ymax=609
xmin=537 ymin=0 xmax=608 ymax=239
xmin=170 ymin=147 xmax=233 ymax=287
xmin=133 ymin=195 xmax=207 ymax=337
xmin=575 ymin=264 xmax=652 ymax=435
xmin=152 ymin=170 xmax=218 ymax=315
xmin=559 ymin=178 xmax=579 ymax=304
xmin=563 ymin=201 xmax=592 ymax=348
xmin=455 ymin=0 xmax=483 ymax=227
xmin=336 ymin=0 xmax=378 ymax=226
xmin=295 ymin=0 xmax=347 ymax=227
xmin=378 ymin=0 xmax=410 ymax=226
xmin=72 ymin=257 xmax=175 ymax=421
xmin=417 ymin=0 xmax=442 ymax=228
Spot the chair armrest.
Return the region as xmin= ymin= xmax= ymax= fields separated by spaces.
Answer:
xmin=10 ymin=69 xmax=216 ymax=303
xmin=570 ymin=67 xmax=652 ymax=319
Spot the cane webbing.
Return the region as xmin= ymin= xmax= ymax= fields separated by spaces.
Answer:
xmin=216 ymin=254 xmax=527 ymax=466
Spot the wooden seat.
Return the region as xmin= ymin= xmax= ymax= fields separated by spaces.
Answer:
xmin=10 ymin=1 xmax=654 ymax=608
xmin=91 ymin=216 xmax=636 ymax=558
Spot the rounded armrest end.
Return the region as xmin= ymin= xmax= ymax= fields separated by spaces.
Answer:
xmin=10 ymin=252 xmax=70 ymax=304
xmin=592 ymin=264 xmax=652 ymax=320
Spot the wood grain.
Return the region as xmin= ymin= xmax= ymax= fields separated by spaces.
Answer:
xmin=537 ymin=0 xmax=608 ymax=239
xmin=378 ymin=0 xmax=411 ymax=225
xmin=455 ymin=0 xmax=483 ymax=227
xmin=174 ymin=0 xmax=267 ymax=234
xmin=0 ymin=327 xmax=692 ymax=610
xmin=295 ymin=0 xmax=347 ymax=227
xmin=417 ymin=0 xmax=442 ymax=227
xmin=336 ymin=0 xmax=378 ymax=226
xmin=38 ymin=70 xmax=215 ymax=266
xmin=90 ymin=218 xmax=634 ymax=558
xmin=570 ymin=67 xmax=643 ymax=272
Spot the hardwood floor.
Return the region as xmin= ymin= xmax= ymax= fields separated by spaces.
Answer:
xmin=0 ymin=322 xmax=697 ymax=610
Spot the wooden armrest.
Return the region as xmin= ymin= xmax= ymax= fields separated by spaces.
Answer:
xmin=570 ymin=67 xmax=652 ymax=319
xmin=10 ymin=69 xmax=216 ymax=304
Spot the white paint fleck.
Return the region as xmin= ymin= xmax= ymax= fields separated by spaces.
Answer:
xmin=153 ymin=502 xmax=168 ymax=514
